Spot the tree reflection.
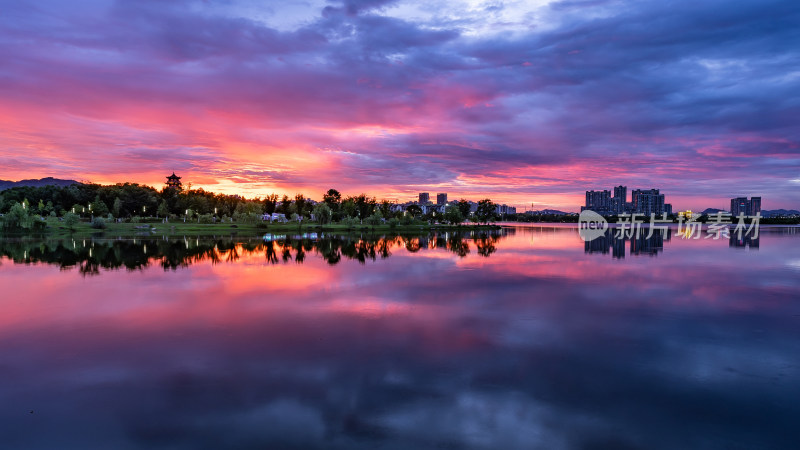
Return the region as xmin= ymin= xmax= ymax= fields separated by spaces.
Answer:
xmin=0 ymin=230 xmax=510 ymax=275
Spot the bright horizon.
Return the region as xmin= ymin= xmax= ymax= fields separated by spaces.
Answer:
xmin=2 ymin=0 xmax=798 ymax=212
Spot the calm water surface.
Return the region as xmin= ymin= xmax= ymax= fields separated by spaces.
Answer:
xmin=1 ymin=225 xmax=799 ymax=449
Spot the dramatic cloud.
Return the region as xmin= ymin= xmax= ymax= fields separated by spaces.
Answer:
xmin=0 ymin=0 xmax=798 ymax=209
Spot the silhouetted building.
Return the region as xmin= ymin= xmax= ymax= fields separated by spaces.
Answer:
xmin=166 ymin=172 xmax=182 ymax=190
xmin=612 ymin=185 xmax=627 ymax=214
xmin=419 ymin=193 xmax=430 ymax=204
xmin=751 ymin=197 xmax=761 ymax=215
xmin=436 ymin=193 xmax=447 ymax=205
xmin=585 ymin=186 xmax=671 ymax=216
xmin=584 ymin=190 xmax=612 ymax=214
xmin=495 ymin=204 xmax=517 ymax=215
xmin=632 ymin=189 xmax=665 ymax=216
xmin=731 ymin=196 xmax=761 ymax=216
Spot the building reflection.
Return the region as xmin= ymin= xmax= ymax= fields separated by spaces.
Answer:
xmin=0 ymin=229 xmax=509 ymax=276
xmin=729 ymin=233 xmax=760 ymax=249
xmin=585 ymin=228 xmax=672 ymax=259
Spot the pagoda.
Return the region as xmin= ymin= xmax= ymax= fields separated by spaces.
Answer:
xmin=166 ymin=172 xmax=182 ymax=190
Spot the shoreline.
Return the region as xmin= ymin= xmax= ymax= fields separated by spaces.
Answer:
xmin=0 ymin=219 xmax=502 ymax=238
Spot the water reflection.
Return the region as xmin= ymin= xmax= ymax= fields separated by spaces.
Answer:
xmin=1 ymin=225 xmax=799 ymax=449
xmin=581 ymin=226 xmax=776 ymax=258
xmin=584 ymin=228 xmax=673 ymax=258
xmin=729 ymin=233 xmax=760 ymax=249
xmin=0 ymin=230 xmax=508 ymax=275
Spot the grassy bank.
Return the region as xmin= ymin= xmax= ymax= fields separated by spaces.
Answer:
xmin=1 ymin=218 xmax=501 ymax=238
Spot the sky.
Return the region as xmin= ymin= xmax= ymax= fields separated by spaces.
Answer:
xmin=0 ymin=0 xmax=798 ymax=211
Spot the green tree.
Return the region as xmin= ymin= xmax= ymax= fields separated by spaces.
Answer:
xmin=445 ymin=205 xmax=465 ymax=225
xmin=406 ymin=204 xmax=422 ymax=218
xmin=476 ymin=199 xmax=497 ymax=224
xmin=352 ymin=194 xmax=376 ymax=219
xmin=323 ymin=189 xmax=341 ymax=207
xmin=341 ymin=199 xmax=357 ymax=218
xmin=90 ymin=217 xmax=107 ymax=229
xmin=341 ymin=216 xmax=359 ymax=229
xmin=71 ymin=203 xmax=85 ymax=217
xmin=295 ymin=194 xmax=307 ymax=217
xmin=279 ymin=195 xmax=291 ymax=214
xmin=379 ymin=200 xmax=393 ymax=219
xmin=157 ymin=200 xmax=170 ymax=218
xmin=2 ymin=203 xmax=37 ymax=230
xmin=365 ymin=210 xmax=383 ymax=227
xmin=264 ymin=194 xmax=279 ymax=215
xmin=112 ymin=197 xmax=122 ymax=217
xmin=457 ymin=199 xmax=471 ymax=218
xmin=313 ymin=203 xmax=332 ymax=224
xmin=234 ymin=201 xmax=263 ymax=216
xmin=91 ymin=195 xmax=110 ymax=216
xmin=63 ymin=212 xmax=80 ymax=230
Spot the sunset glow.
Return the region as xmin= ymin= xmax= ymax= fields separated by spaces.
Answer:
xmin=2 ymin=0 xmax=798 ymax=210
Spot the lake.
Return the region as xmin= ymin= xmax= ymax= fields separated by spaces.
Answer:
xmin=1 ymin=225 xmax=798 ymax=449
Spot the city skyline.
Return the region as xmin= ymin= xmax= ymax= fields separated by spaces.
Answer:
xmin=1 ymin=0 xmax=798 ymax=211
xmin=1 ymin=174 xmax=784 ymax=214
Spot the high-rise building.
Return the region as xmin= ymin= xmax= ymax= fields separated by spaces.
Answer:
xmin=419 ymin=193 xmax=430 ymax=204
xmin=730 ymin=196 xmax=761 ymax=216
xmin=436 ymin=193 xmax=447 ymax=205
xmin=612 ymin=185 xmax=627 ymax=214
xmin=495 ymin=204 xmax=517 ymax=215
xmin=731 ymin=197 xmax=747 ymax=216
xmin=584 ymin=190 xmax=612 ymax=213
xmin=750 ymin=197 xmax=761 ymax=216
xmin=585 ymin=186 xmax=671 ymax=216
xmin=631 ymin=189 xmax=665 ymax=216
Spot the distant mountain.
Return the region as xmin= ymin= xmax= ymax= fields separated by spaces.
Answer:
xmin=527 ymin=209 xmax=572 ymax=215
xmin=697 ymin=208 xmax=800 ymax=217
xmin=762 ymin=209 xmax=800 ymax=217
xmin=0 ymin=177 xmax=79 ymax=191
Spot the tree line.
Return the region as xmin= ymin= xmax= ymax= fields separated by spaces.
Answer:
xmin=0 ymin=231 xmax=505 ymax=274
xmin=0 ymin=183 xmax=500 ymax=230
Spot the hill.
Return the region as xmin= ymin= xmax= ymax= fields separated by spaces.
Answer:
xmin=699 ymin=208 xmax=799 ymax=217
xmin=0 ymin=177 xmax=79 ymax=191
xmin=527 ymin=209 xmax=572 ymax=215
xmin=762 ymin=209 xmax=800 ymax=217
